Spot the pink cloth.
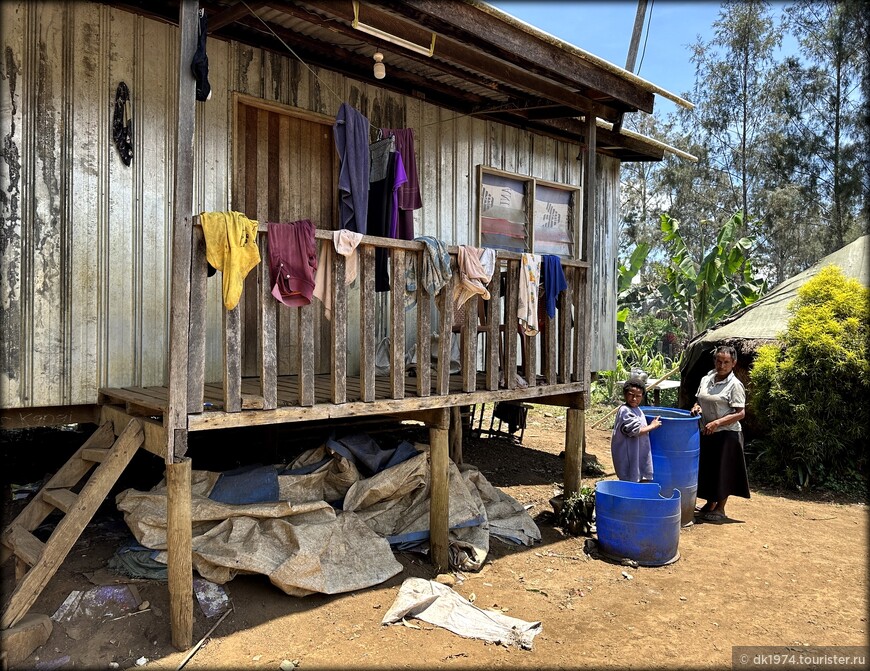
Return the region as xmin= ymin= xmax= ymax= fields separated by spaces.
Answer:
xmin=313 ymin=229 xmax=364 ymax=320
xmin=453 ymin=245 xmax=497 ymax=309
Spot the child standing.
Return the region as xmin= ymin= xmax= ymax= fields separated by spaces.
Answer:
xmin=611 ymin=379 xmax=661 ymax=482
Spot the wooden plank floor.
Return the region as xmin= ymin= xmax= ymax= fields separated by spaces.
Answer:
xmin=100 ymin=373 xmax=586 ymax=432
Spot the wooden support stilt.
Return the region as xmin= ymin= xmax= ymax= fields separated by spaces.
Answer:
xmin=167 ymin=456 xmax=193 ymax=651
xmin=564 ymin=394 xmax=586 ymax=496
xmin=428 ymin=408 xmax=450 ymax=572
xmin=449 ymin=405 xmax=463 ymax=465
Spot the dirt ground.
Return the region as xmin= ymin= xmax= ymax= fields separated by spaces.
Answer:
xmin=2 ymin=405 xmax=867 ymax=670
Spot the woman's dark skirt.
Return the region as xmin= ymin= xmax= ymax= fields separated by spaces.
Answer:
xmin=697 ymin=430 xmax=751 ymax=501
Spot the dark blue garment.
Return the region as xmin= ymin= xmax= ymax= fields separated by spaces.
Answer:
xmin=208 ymin=464 xmax=279 ymax=504
xmin=542 ymin=255 xmax=568 ymax=318
xmin=334 ymin=103 xmax=370 ymax=234
xmin=325 ymin=434 xmax=419 ymax=477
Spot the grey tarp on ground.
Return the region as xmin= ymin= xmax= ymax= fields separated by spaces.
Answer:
xmin=382 ymin=577 xmax=542 ymax=649
xmin=343 ymin=454 xmax=540 ymax=571
xmin=115 ymin=472 xmax=403 ymax=597
xmin=116 ymin=439 xmax=540 ymax=595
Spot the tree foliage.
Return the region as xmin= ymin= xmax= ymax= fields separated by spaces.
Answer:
xmin=618 ymin=0 xmax=868 ymax=287
xmin=658 ymin=211 xmax=765 ymax=338
xmin=749 ymin=266 xmax=869 ymax=494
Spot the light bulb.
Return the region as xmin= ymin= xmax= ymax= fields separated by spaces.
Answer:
xmin=373 ymin=51 xmax=385 ymax=79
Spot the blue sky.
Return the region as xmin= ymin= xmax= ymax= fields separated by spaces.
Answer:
xmin=488 ymin=1 xmax=794 ymax=117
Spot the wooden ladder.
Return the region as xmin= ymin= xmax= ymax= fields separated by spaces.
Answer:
xmin=1 ymin=418 xmax=144 ymax=630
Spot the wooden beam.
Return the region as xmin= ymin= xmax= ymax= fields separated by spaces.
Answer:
xmin=188 ymin=380 xmax=588 ymax=430
xmin=580 ymin=114 xmax=596 ymax=391
xmin=290 ymin=1 xmax=623 ymax=121
xmin=0 ymin=405 xmax=99 ymax=430
xmin=166 ymin=457 xmax=193 ymax=650
xmin=207 ymin=0 xmax=264 ymax=32
xmin=166 ymin=0 xmax=199 ymax=461
xmin=563 ymin=405 xmax=585 ymax=496
xmin=427 ymin=407 xmax=450 ymax=572
xmin=382 ymin=0 xmax=654 ymax=113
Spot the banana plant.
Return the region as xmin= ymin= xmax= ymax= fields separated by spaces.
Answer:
xmin=616 ymin=241 xmax=651 ymax=329
xmin=659 ymin=211 xmax=765 ymax=338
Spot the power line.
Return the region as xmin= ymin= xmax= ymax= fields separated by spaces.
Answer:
xmin=636 ymin=0 xmax=655 ymax=75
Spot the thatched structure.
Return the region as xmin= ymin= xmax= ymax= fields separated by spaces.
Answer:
xmin=678 ymin=235 xmax=869 ymax=438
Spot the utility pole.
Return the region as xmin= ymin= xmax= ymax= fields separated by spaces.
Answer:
xmin=625 ymin=0 xmax=648 ymax=73
xmin=614 ymin=0 xmax=648 ymax=133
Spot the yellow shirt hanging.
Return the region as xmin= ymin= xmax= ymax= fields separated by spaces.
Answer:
xmin=200 ymin=211 xmax=260 ymax=310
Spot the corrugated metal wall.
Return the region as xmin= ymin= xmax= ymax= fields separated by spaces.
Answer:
xmin=0 ymin=1 xmax=619 ymax=410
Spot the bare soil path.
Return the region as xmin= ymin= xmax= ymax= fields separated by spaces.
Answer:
xmin=3 ymin=406 xmax=866 ymax=670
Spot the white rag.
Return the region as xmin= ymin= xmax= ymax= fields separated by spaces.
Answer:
xmin=517 ymin=252 xmax=541 ymax=336
xmin=313 ymin=230 xmax=364 ymax=320
xmin=382 ymin=577 xmax=542 ymax=650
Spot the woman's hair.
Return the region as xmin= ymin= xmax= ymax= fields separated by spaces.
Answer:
xmin=714 ymin=344 xmax=737 ymax=361
xmin=623 ymin=380 xmax=645 ymax=395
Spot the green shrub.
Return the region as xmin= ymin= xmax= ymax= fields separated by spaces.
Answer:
xmin=749 ymin=266 xmax=869 ymax=495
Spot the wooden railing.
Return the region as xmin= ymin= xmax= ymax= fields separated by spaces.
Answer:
xmin=185 ymin=222 xmax=589 ymax=414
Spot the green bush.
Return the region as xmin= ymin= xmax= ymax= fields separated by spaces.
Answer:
xmin=749 ymin=266 xmax=869 ymax=495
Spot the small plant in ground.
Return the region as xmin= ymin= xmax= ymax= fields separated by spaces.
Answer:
xmin=557 ymin=487 xmax=596 ymax=536
xmin=749 ymin=265 xmax=868 ymax=497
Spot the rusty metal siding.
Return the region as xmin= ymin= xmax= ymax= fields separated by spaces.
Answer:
xmin=0 ymin=1 xmax=621 ymax=410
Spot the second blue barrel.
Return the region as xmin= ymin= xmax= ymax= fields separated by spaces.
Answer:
xmin=640 ymin=406 xmax=701 ymax=527
xmin=595 ymin=480 xmax=681 ymax=566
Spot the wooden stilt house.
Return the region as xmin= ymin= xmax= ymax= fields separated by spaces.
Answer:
xmin=0 ymin=0 xmax=691 ymax=648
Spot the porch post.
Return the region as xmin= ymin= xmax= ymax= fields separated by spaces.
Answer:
xmin=564 ymin=394 xmax=586 ymax=496
xmin=166 ymin=0 xmax=199 ymax=650
xmin=428 ymin=408 xmax=450 ymax=571
xmin=564 ymin=112 xmax=596 ymax=497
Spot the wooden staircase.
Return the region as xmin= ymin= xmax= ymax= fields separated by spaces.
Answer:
xmin=1 ymin=418 xmax=144 ymax=629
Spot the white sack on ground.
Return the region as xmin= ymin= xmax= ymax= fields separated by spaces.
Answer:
xmin=115 ymin=475 xmax=402 ymax=596
xmin=382 ymin=577 xmax=542 ymax=650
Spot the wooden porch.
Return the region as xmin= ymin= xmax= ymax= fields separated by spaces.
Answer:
xmin=101 ymin=225 xmax=591 ymax=428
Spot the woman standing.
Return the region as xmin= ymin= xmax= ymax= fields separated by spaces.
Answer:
xmin=690 ymin=345 xmax=751 ymax=521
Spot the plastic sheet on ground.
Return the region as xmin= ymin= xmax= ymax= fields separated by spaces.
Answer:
xmin=115 ymin=434 xmax=540 ymax=595
xmin=116 ymin=476 xmax=402 ymax=596
xmin=382 ymin=577 xmax=542 ymax=650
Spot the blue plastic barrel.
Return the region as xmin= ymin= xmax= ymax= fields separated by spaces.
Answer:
xmin=595 ymin=480 xmax=681 ymax=566
xmin=640 ymin=406 xmax=701 ymax=527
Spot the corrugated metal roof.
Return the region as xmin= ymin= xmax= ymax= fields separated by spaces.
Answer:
xmin=101 ymin=0 xmax=672 ymax=161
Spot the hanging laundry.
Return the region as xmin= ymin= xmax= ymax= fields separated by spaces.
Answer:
xmin=334 ymin=103 xmax=370 ymax=234
xmin=412 ymin=236 xmax=452 ymax=296
xmin=200 ymin=211 xmax=260 ymax=310
xmin=453 ymin=246 xmax=496 ymax=309
xmin=191 ymin=9 xmax=211 ymax=102
xmin=369 ymin=135 xmax=395 ymax=183
xmin=267 ymin=219 xmax=317 ymax=308
xmin=541 ymin=254 xmax=568 ymax=319
xmin=313 ymin=229 xmax=364 ymax=320
xmin=404 ymin=236 xmax=453 ymax=311
xmin=368 ymin=150 xmax=407 ymax=292
xmin=381 ymin=128 xmax=423 ymax=241
xmin=517 ymin=252 xmax=542 ymax=336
